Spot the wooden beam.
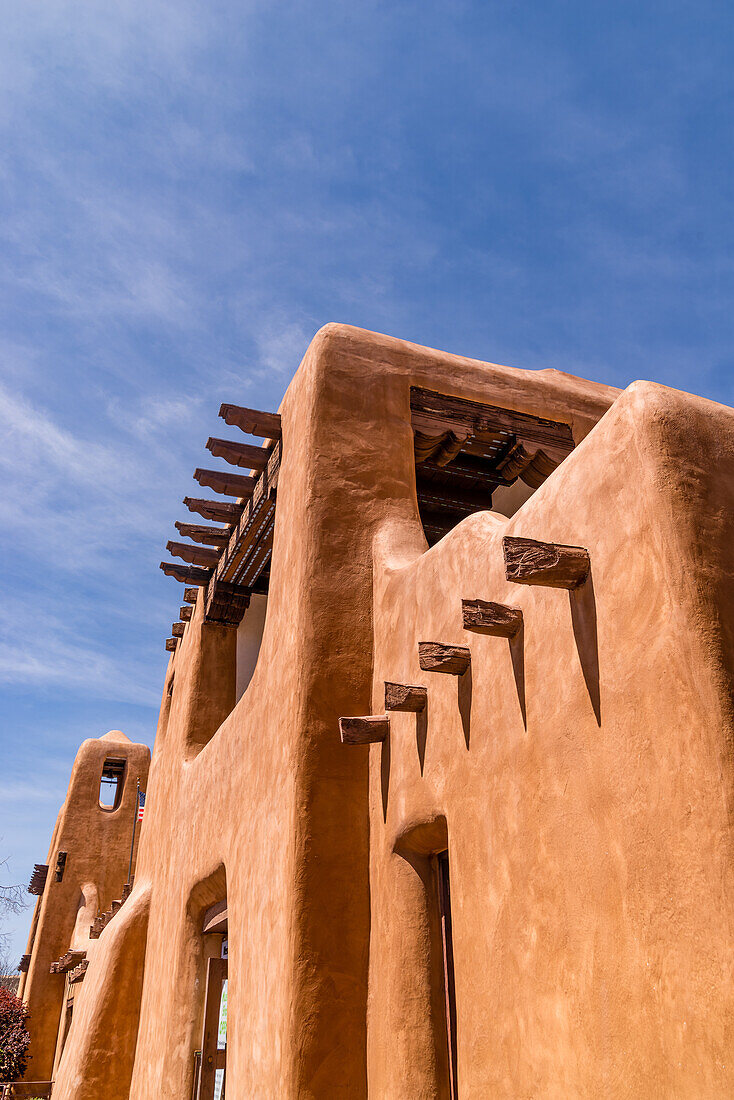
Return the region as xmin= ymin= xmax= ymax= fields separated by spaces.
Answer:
xmin=183 ymin=497 xmax=243 ymax=523
xmin=420 ymin=452 xmax=519 ymax=488
xmin=206 ymin=437 xmax=269 ymax=471
xmin=160 ymin=561 xmax=212 ymax=585
xmin=419 ymin=642 xmax=471 ymax=676
xmin=462 ymin=598 xmax=523 ymax=638
xmin=179 ymin=605 xmax=193 ymax=621
xmin=28 ymin=864 xmax=48 ymax=895
xmin=166 ymin=541 xmax=220 ymax=568
xmin=219 ymin=403 xmax=282 ymax=440
xmin=414 ymin=428 xmax=469 ymax=466
xmin=417 ymin=460 xmax=507 ymax=498
xmin=202 ymin=899 xmax=228 ymax=935
xmin=385 ymin=682 xmax=427 ymax=712
xmin=175 ymin=522 xmax=229 ymax=547
xmin=205 ymin=580 xmax=250 ymax=627
xmin=236 ymin=520 xmax=274 ymax=588
xmin=194 ymin=468 xmax=257 ymax=497
xmin=419 ymin=508 xmax=475 ymax=532
xmin=339 ymin=715 xmax=390 ymax=744
xmin=183 ymin=587 xmax=199 ymax=604
xmin=69 ymin=959 xmax=89 ymax=984
xmin=519 ymin=449 xmax=560 ymax=490
xmin=416 ymin=483 xmax=494 ymax=514
xmin=422 ymin=529 xmax=451 ymax=548
xmin=411 ymin=387 xmax=575 ymax=453
xmin=248 ymin=573 xmax=270 ymax=596
xmin=221 ymin=497 xmax=274 ymax=583
xmin=54 ymin=851 xmax=67 ymax=883
xmin=165 ymin=638 xmax=178 ymax=652
xmin=503 ymin=536 xmax=589 ymax=589
xmin=171 ymin=623 xmax=185 ymax=638
xmin=51 ymin=949 xmax=86 ymax=975
xmin=204 ymin=439 xmax=280 ymax=618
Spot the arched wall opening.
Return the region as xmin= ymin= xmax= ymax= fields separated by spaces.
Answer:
xmin=99 ymin=757 xmax=126 ymax=812
xmin=186 ymin=865 xmax=228 ymax=1100
xmin=392 ymin=817 xmax=456 ymax=1099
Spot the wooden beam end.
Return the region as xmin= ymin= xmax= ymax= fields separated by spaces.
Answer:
xmin=503 ymin=536 xmax=589 ymax=589
xmin=418 ymin=642 xmax=471 ymax=676
xmin=462 ymin=598 xmax=523 ymax=637
xmin=339 ymin=715 xmax=390 ymax=745
xmin=385 ymin=682 xmax=428 ymax=712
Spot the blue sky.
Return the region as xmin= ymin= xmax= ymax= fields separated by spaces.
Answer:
xmin=1 ymin=0 xmax=733 ymax=961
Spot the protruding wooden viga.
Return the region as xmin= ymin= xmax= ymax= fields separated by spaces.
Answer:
xmin=160 ymin=562 xmax=212 ymax=586
xmin=339 ymin=716 xmax=390 ymax=744
xmin=503 ymin=535 xmax=589 ymax=588
xmin=219 ymin=403 xmax=282 ymax=440
xmin=419 ymin=643 xmax=471 ymax=676
xmin=385 ymin=682 xmax=428 ymax=712
xmin=462 ymin=598 xmax=523 ymax=637
xmin=166 ymin=541 xmax=220 ymax=568
xmin=194 ymin=469 xmax=257 ymax=497
xmin=175 ymin=522 xmax=230 ymax=547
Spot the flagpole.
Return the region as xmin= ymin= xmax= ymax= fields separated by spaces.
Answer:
xmin=127 ymin=778 xmax=140 ymax=886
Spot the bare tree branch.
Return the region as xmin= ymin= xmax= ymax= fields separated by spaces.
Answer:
xmin=0 ymin=853 xmax=29 ymax=977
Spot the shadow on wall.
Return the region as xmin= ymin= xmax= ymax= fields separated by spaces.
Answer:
xmin=457 ymin=667 xmax=472 ymax=751
xmin=570 ymin=570 xmax=601 ymax=725
xmin=509 ymin=623 xmax=526 ymax=729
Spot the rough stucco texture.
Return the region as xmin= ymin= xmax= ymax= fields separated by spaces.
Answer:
xmin=44 ymin=325 xmax=734 ymax=1098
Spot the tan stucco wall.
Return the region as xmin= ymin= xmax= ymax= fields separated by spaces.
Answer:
xmin=367 ymin=380 xmax=734 ymax=1098
xmin=45 ymin=324 xmax=734 ymax=1097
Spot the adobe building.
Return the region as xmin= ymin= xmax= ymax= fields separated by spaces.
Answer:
xmin=17 ymin=324 xmax=734 ymax=1098
xmin=17 ymin=730 xmax=150 ymax=1095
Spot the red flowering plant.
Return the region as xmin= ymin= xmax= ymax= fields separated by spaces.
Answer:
xmin=0 ymin=985 xmax=30 ymax=1082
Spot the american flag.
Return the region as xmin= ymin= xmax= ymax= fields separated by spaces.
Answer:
xmin=137 ymin=791 xmax=146 ymax=822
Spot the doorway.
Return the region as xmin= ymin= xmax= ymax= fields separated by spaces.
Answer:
xmin=197 ymin=901 xmax=228 ymax=1100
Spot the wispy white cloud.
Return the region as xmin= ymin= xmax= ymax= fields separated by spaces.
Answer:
xmin=0 ymin=635 xmax=159 ymax=707
xmin=254 ymin=316 xmax=314 ymax=376
xmin=1 ymin=0 xmax=734 ymax=968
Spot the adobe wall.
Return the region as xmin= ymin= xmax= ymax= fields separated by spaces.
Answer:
xmin=20 ymin=730 xmax=149 ymax=1085
xmin=367 ymin=380 xmax=734 ymax=1097
xmin=48 ymin=323 xmax=734 ymax=1097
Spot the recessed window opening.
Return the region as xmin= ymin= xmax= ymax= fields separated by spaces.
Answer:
xmin=411 ymin=387 xmax=575 ymax=544
xmin=60 ymin=997 xmax=74 ymax=1055
xmin=99 ymin=757 xmax=126 ymax=811
xmin=434 ymin=850 xmax=458 ymax=1100
xmin=235 ymin=592 xmax=268 ymax=702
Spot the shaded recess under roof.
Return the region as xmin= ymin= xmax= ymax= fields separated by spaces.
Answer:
xmin=158 ymin=387 xmax=576 ymax=648
xmin=410 ymin=387 xmax=575 ymax=546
